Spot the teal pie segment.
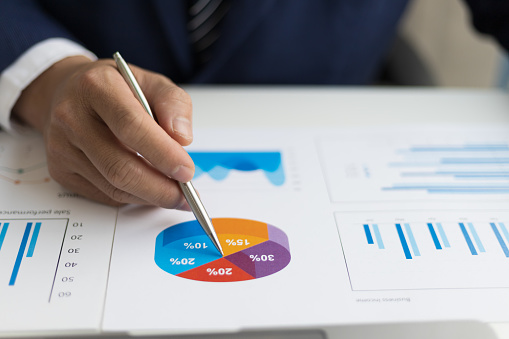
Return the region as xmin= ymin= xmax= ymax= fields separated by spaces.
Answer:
xmin=155 ymin=220 xmax=221 ymax=275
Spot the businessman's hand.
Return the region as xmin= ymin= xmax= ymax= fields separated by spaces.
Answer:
xmin=13 ymin=56 xmax=194 ymax=209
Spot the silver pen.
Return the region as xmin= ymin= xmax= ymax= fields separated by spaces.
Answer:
xmin=113 ymin=52 xmax=224 ymax=256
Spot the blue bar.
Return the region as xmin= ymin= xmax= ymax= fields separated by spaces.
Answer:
xmin=427 ymin=223 xmax=442 ymax=250
xmin=382 ymin=185 xmax=509 ymax=194
xmin=404 ymin=223 xmax=420 ymax=256
xmin=467 ymin=222 xmax=485 ymax=253
xmin=454 ymin=174 xmax=509 ymax=178
xmin=0 ymin=222 xmax=9 ymax=251
xmin=437 ymin=171 xmax=509 ymax=176
xmin=441 ymin=158 xmax=509 ymax=164
xmin=459 ymin=223 xmax=477 ymax=255
xmin=387 ymin=184 xmax=509 ymax=189
xmin=490 ymin=223 xmax=509 ymax=257
xmin=389 ymin=162 xmax=439 ymax=167
xmin=408 ymin=145 xmax=509 ymax=152
xmin=9 ymin=222 xmax=32 ymax=286
xmin=499 ymin=222 xmax=509 ymax=244
xmin=26 ymin=222 xmax=41 ymax=257
xmin=428 ymin=189 xmax=509 ymax=194
xmin=435 ymin=223 xmax=450 ymax=247
xmin=395 ymin=224 xmax=412 ymax=259
xmin=363 ymin=224 xmax=374 ymax=244
xmin=401 ymin=171 xmax=509 ymax=178
xmin=372 ymin=224 xmax=385 ymax=249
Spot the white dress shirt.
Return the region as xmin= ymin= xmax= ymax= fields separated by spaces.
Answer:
xmin=0 ymin=38 xmax=96 ymax=132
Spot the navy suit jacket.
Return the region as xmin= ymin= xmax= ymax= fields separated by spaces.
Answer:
xmin=0 ymin=0 xmax=508 ymax=85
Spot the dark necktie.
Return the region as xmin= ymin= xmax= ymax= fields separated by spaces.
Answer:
xmin=187 ymin=0 xmax=230 ymax=67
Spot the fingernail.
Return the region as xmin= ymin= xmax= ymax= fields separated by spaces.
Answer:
xmin=176 ymin=198 xmax=192 ymax=212
xmin=172 ymin=117 xmax=192 ymax=140
xmin=171 ymin=165 xmax=194 ymax=182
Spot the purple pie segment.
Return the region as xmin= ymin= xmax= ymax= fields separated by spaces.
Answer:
xmin=267 ymin=224 xmax=290 ymax=252
xmin=225 ymin=240 xmax=291 ymax=279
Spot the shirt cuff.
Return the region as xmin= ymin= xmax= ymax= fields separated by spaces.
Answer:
xmin=0 ymin=38 xmax=97 ymax=132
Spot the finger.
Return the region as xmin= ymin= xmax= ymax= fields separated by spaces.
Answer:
xmin=45 ymin=133 xmax=149 ymax=206
xmin=134 ymin=67 xmax=193 ymax=146
xmin=77 ymin=120 xmax=191 ymax=209
xmin=81 ymin=64 xmax=195 ymax=183
xmin=51 ymin=148 xmax=191 ymax=210
xmin=54 ymin=172 xmax=134 ymax=207
xmin=63 ymin=152 xmax=150 ymax=206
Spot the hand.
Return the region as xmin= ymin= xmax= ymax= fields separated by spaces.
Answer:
xmin=13 ymin=56 xmax=194 ymax=209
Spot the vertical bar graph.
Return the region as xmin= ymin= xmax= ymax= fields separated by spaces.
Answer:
xmin=363 ymin=224 xmax=373 ymax=244
xmin=0 ymin=222 xmax=8 ymax=251
xmin=26 ymin=222 xmax=41 ymax=258
xmin=490 ymin=223 xmax=509 ymax=257
xmin=372 ymin=224 xmax=384 ymax=249
xmin=427 ymin=223 xmax=442 ymax=250
xmin=458 ymin=223 xmax=478 ymax=255
xmin=395 ymin=223 xmax=412 ymax=259
xmin=9 ymin=223 xmax=32 ymax=286
xmin=336 ymin=211 xmax=509 ymax=291
xmin=0 ymin=219 xmax=67 ymax=290
xmin=467 ymin=222 xmax=485 ymax=253
xmin=362 ymin=220 xmax=509 ymax=260
xmin=435 ymin=223 xmax=450 ymax=247
xmin=499 ymin=222 xmax=509 ymax=244
xmin=404 ymin=223 xmax=420 ymax=256
xmin=364 ymin=224 xmax=385 ymax=249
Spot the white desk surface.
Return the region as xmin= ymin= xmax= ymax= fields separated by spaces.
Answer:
xmin=188 ymin=86 xmax=509 ymax=127
xmin=186 ymin=86 xmax=509 ymax=339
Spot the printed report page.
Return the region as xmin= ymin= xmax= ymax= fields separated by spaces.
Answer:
xmin=103 ymin=126 xmax=509 ymax=335
xmin=1 ymin=126 xmax=508 ymax=337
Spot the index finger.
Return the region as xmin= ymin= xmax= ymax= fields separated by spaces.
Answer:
xmin=134 ymin=67 xmax=194 ymax=147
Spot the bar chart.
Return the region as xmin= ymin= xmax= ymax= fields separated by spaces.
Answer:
xmin=0 ymin=219 xmax=68 ymax=298
xmin=336 ymin=211 xmax=509 ymax=290
xmin=384 ymin=144 xmax=509 ymax=194
xmin=363 ymin=220 xmax=509 ymax=260
xmin=319 ymin=127 xmax=509 ymax=202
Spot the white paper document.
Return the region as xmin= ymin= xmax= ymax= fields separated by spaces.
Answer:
xmin=0 ymin=126 xmax=508 ymax=336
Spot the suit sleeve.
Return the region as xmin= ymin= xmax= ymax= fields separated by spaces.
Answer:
xmin=0 ymin=0 xmax=80 ymax=72
xmin=462 ymin=0 xmax=509 ymax=51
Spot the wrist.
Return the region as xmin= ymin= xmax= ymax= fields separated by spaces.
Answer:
xmin=12 ymin=55 xmax=93 ymax=131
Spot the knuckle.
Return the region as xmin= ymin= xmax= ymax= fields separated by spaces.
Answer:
xmin=114 ymin=110 xmax=146 ymax=142
xmin=77 ymin=66 xmax=106 ymax=91
xmin=167 ymin=86 xmax=192 ymax=106
xmin=74 ymin=69 xmax=102 ymax=102
xmin=74 ymin=64 xmax=116 ymax=102
xmin=51 ymin=99 xmax=78 ymax=129
xmin=45 ymin=135 xmax=68 ymax=163
xmin=107 ymin=186 xmax=133 ymax=204
xmin=46 ymin=163 xmax=64 ymax=185
xmin=104 ymin=157 xmax=143 ymax=192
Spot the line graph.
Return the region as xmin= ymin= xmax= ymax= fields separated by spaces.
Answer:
xmin=0 ymin=133 xmax=51 ymax=185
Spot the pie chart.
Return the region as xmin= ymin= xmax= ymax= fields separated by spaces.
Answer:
xmin=154 ymin=218 xmax=291 ymax=282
